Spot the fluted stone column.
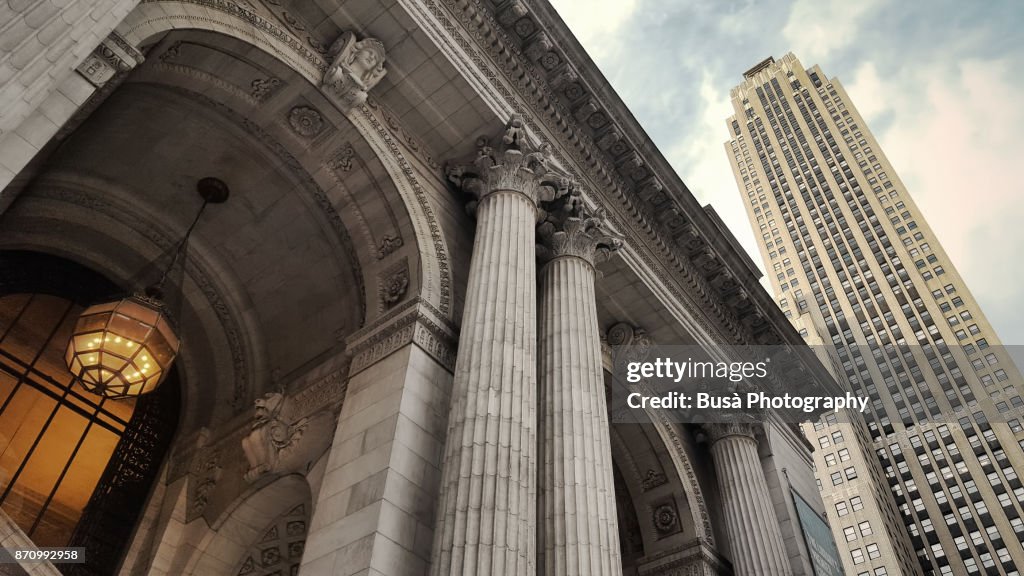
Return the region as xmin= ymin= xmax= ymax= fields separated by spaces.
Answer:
xmin=431 ymin=118 xmax=568 ymax=576
xmin=537 ymin=192 xmax=624 ymax=576
xmin=707 ymin=423 xmax=793 ymax=576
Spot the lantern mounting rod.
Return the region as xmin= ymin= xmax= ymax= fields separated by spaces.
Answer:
xmin=148 ymin=178 xmax=230 ymax=300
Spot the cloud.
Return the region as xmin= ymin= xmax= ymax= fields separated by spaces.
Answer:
xmin=868 ymin=57 xmax=1024 ymax=343
xmin=547 ymin=0 xmax=640 ymax=60
xmin=782 ymin=0 xmax=886 ymax=63
xmin=845 ymin=62 xmax=886 ymax=120
xmin=548 ymin=0 xmax=1024 ymax=344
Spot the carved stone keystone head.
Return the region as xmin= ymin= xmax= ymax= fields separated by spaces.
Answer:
xmin=322 ymin=31 xmax=387 ymax=113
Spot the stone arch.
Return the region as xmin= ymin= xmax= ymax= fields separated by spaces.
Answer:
xmin=0 ymin=172 xmax=257 ymax=431
xmin=611 ymin=424 xmax=703 ymax=554
xmin=184 ymin=473 xmax=312 ymax=576
xmin=610 ymin=420 xmax=725 ymax=572
xmin=116 ymin=0 xmax=456 ymax=322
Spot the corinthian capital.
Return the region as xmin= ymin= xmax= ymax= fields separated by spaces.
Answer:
xmin=536 ymin=187 xmax=624 ymax=266
xmin=704 ymin=422 xmax=759 ymax=445
xmin=446 ymin=116 xmax=571 ymax=216
xmin=321 ymin=31 xmax=387 ymax=113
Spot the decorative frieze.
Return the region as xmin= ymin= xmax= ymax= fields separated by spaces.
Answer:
xmin=346 ymin=297 xmax=458 ymax=375
xmin=76 ymin=31 xmax=145 ymax=88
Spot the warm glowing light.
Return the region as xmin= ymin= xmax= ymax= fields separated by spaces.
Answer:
xmin=64 ymin=296 xmax=180 ymax=399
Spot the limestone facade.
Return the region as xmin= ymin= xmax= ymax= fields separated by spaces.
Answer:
xmin=0 ymin=2 xmax=836 ymax=576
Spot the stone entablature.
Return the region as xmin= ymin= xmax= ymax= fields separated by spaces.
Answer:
xmin=422 ymin=0 xmax=818 ymax=357
xmin=345 ymin=297 xmax=458 ymax=375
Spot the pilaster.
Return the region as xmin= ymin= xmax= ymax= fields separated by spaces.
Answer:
xmin=301 ymin=299 xmax=457 ymax=576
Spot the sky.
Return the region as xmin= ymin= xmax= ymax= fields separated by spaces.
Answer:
xmin=547 ymin=0 xmax=1024 ymax=345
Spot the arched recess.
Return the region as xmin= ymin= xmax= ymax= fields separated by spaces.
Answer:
xmin=1 ymin=19 xmax=461 ymax=425
xmin=184 ymin=473 xmax=312 ymax=576
xmin=610 ymin=420 xmax=722 ymax=572
xmin=0 ymin=251 xmax=179 ymax=576
xmin=116 ymin=0 xmax=456 ymax=322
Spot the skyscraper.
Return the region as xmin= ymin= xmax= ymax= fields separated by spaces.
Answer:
xmin=726 ymin=53 xmax=1024 ymax=576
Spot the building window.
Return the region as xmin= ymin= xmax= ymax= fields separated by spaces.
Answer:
xmin=0 ymin=294 xmax=139 ymax=546
xmin=837 ymin=501 xmax=850 ymax=516
xmin=859 ymin=521 xmax=873 ymax=536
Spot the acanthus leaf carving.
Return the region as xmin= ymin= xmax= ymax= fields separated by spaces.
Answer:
xmin=446 ymin=116 xmax=571 ymax=217
xmin=536 ymin=185 xmax=624 ymax=266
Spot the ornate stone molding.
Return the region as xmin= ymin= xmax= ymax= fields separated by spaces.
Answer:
xmin=346 ymin=297 xmax=458 ymax=375
xmin=703 ymin=422 xmax=759 ymax=445
xmin=642 ymin=469 xmax=668 ymax=492
xmin=130 ymin=0 xmax=328 ymax=78
xmin=241 ymin=391 xmax=336 ymax=482
xmin=287 ymin=105 xmax=326 ymax=137
xmin=637 ymin=540 xmax=732 ymax=576
xmin=321 ymin=31 xmax=387 ymax=113
xmin=651 ymin=499 xmax=682 ymax=538
xmin=446 ymin=115 xmax=570 ymax=215
xmin=536 ymin=185 xmax=624 ymax=266
xmin=76 ymin=31 xmax=145 ymax=87
xmin=354 ymin=101 xmax=453 ymax=317
xmin=408 ymin=0 xmax=800 ymax=352
xmin=379 ymin=258 xmax=410 ymax=310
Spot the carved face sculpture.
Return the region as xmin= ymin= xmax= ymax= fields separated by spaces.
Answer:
xmin=345 ymin=40 xmax=386 ymax=88
xmin=254 ymin=392 xmax=283 ymax=423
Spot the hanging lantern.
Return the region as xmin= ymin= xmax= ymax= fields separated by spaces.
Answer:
xmin=65 ymin=295 xmax=179 ymax=398
xmin=64 ymin=177 xmax=229 ymax=399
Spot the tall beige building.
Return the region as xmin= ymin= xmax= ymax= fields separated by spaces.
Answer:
xmin=726 ymin=53 xmax=1024 ymax=576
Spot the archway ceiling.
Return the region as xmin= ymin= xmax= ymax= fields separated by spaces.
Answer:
xmin=47 ymin=82 xmax=361 ymax=384
xmin=245 ymin=0 xmax=500 ymax=161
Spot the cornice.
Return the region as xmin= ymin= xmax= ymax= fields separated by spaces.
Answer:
xmin=426 ymin=0 xmax=807 ymax=351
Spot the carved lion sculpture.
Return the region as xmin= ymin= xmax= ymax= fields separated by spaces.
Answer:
xmin=241 ymin=392 xmax=334 ymax=482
